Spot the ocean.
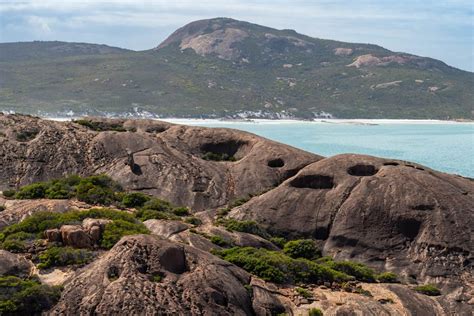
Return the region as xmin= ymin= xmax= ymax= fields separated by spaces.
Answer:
xmin=164 ymin=119 xmax=474 ymax=177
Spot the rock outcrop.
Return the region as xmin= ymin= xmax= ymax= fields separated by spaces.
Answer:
xmin=49 ymin=235 xmax=285 ymax=315
xmin=0 ymin=250 xmax=33 ymax=278
xmin=0 ymin=114 xmax=319 ymax=211
xmin=229 ymin=154 xmax=474 ymax=313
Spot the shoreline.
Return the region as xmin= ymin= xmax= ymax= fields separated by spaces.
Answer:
xmin=44 ymin=116 xmax=474 ymax=125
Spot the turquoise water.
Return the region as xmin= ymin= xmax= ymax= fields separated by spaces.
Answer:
xmin=170 ymin=120 xmax=474 ymax=177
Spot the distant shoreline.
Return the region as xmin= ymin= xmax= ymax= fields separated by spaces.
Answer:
xmin=44 ymin=116 xmax=474 ymax=125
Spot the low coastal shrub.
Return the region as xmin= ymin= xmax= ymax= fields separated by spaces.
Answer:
xmin=322 ymin=259 xmax=376 ymax=282
xmin=101 ymin=220 xmax=149 ymax=249
xmin=283 ymin=239 xmax=320 ymax=260
xmin=38 ymin=247 xmax=94 ymax=269
xmin=308 ymin=308 xmax=323 ymax=316
xmin=11 ymin=174 xmax=122 ymax=206
xmin=0 ymin=209 xmax=147 ymax=250
xmin=376 ymin=272 xmax=399 ymax=283
xmin=135 ymin=198 xmax=189 ymax=221
xmin=269 ymin=237 xmax=287 ymax=248
xmin=121 ymin=192 xmax=151 ymax=208
xmin=213 ymin=246 xmax=351 ymax=284
xmin=2 ymin=190 xmax=16 ymax=198
xmin=295 ymin=287 xmax=313 ymax=298
xmin=209 ymin=235 xmax=229 ymax=247
xmin=414 ymin=284 xmax=441 ymax=296
xmin=0 ymin=276 xmax=61 ymax=314
xmin=218 ymin=219 xmax=269 ymax=238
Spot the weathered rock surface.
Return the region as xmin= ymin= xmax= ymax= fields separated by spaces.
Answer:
xmin=0 ymin=198 xmax=81 ymax=230
xmin=144 ymin=219 xmax=190 ymax=238
xmin=0 ymin=250 xmax=33 ymax=278
xmin=0 ymin=114 xmax=320 ymax=210
xmin=49 ymin=235 xmax=287 ymax=315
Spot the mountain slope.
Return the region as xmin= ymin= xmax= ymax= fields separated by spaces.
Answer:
xmin=0 ymin=18 xmax=472 ymax=119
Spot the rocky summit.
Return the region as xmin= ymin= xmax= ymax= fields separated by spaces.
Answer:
xmin=0 ymin=114 xmax=473 ymax=315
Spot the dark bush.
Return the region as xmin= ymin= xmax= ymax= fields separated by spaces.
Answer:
xmin=172 ymin=207 xmax=189 ymax=216
xmin=377 ymin=272 xmax=399 ymax=283
xmin=214 ymin=246 xmax=351 ymax=284
xmin=101 ymin=220 xmax=149 ymax=249
xmin=74 ymin=119 xmax=126 ymax=132
xmin=283 ymin=239 xmax=320 ymax=260
xmin=0 ymin=276 xmax=61 ymax=315
xmin=38 ymin=247 xmax=94 ymax=269
xmin=322 ymin=259 xmax=376 ymax=282
xmin=2 ymin=190 xmax=16 ymax=198
xmin=0 ymin=205 xmax=5 ymax=212
xmin=308 ymin=308 xmax=323 ymax=316
xmin=414 ymin=284 xmax=441 ymax=296
xmin=121 ymin=192 xmax=151 ymax=208
xmin=269 ymin=237 xmax=287 ymax=248
xmin=218 ymin=219 xmax=269 ymax=238
xmin=15 ymin=183 xmax=49 ymax=199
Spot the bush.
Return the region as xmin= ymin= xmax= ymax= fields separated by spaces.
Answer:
xmin=377 ymin=272 xmax=399 ymax=283
xmin=121 ymin=192 xmax=150 ymax=208
xmin=1 ymin=240 xmax=26 ymax=252
xmin=2 ymin=190 xmax=16 ymax=198
xmin=10 ymin=174 xmax=122 ymax=206
xmin=283 ymin=239 xmax=320 ymax=260
xmin=0 ymin=276 xmax=61 ymax=314
xmin=15 ymin=183 xmax=49 ymax=199
xmin=214 ymin=246 xmax=351 ymax=284
xmin=0 ymin=208 xmax=145 ymax=250
xmin=172 ymin=207 xmax=190 ymax=216
xmin=322 ymin=259 xmax=376 ymax=282
xmin=38 ymin=247 xmax=94 ymax=269
xmin=184 ymin=217 xmax=202 ymax=226
xmin=210 ymin=235 xmax=229 ymax=247
xmin=101 ymin=220 xmax=149 ymax=249
xmin=269 ymin=237 xmax=287 ymax=248
xmin=308 ymin=308 xmax=323 ymax=316
xmin=135 ymin=198 xmax=188 ymax=221
xmin=0 ymin=205 xmax=5 ymax=212
xmin=219 ymin=219 xmax=269 ymax=238
xmin=295 ymin=287 xmax=313 ymax=298
xmin=414 ymin=284 xmax=441 ymax=296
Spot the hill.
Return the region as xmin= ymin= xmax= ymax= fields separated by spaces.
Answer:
xmin=0 ymin=18 xmax=472 ymax=119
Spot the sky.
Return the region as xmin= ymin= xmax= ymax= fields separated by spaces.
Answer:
xmin=0 ymin=0 xmax=473 ymax=71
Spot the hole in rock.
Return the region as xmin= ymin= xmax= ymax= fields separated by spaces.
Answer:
xmin=383 ymin=162 xmax=399 ymax=166
xmin=200 ymin=140 xmax=247 ymax=162
xmin=347 ymin=164 xmax=378 ymax=176
xmin=107 ymin=266 xmax=121 ymax=281
xmin=397 ymin=218 xmax=421 ymax=240
xmin=290 ymin=175 xmax=335 ymax=189
xmin=267 ymin=158 xmax=285 ymax=168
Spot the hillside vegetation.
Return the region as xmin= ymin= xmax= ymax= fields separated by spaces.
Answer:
xmin=0 ymin=18 xmax=472 ymax=119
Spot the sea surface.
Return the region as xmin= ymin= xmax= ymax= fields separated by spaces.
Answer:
xmin=164 ymin=119 xmax=474 ymax=177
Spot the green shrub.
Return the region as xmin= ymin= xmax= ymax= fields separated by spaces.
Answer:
xmin=0 ymin=276 xmax=61 ymax=314
xmin=377 ymin=272 xmax=399 ymax=283
xmin=172 ymin=207 xmax=190 ymax=216
xmin=75 ymin=182 xmax=115 ymax=205
xmin=142 ymin=198 xmax=173 ymax=212
xmin=135 ymin=209 xmax=180 ymax=221
xmin=101 ymin=219 xmax=149 ymax=249
xmin=38 ymin=247 xmax=94 ymax=269
xmin=210 ymin=235 xmax=228 ymax=247
xmin=214 ymin=246 xmax=351 ymax=284
xmin=1 ymin=240 xmax=26 ymax=252
xmin=283 ymin=239 xmax=320 ymax=260
xmin=2 ymin=190 xmax=16 ymax=198
xmin=219 ymin=219 xmax=269 ymax=238
xmin=323 ymin=259 xmax=376 ymax=282
xmin=184 ymin=217 xmax=202 ymax=226
xmin=414 ymin=284 xmax=441 ymax=296
xmin=269 ymin=237 xmax=287 ymax=248
xmin=121 ymin=192 xmax=151 ymax=208
xmin=149 ymin=273 xmax=163 ymax=282
xmin=308 ymin=308 xmax=323 ymax=316
xmin=15 ymin=129 xmax=39 ymax=142
xmin=295 ymin=287 xmax=313 ymax=298
xmin=15 ymin=183 xmax=49 ymax=199
xmin=0 ymin=208 xmax=143 ymax=251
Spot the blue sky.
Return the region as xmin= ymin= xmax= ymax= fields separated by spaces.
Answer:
xmin=1 ymin=0 xmax=473 ymax=71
